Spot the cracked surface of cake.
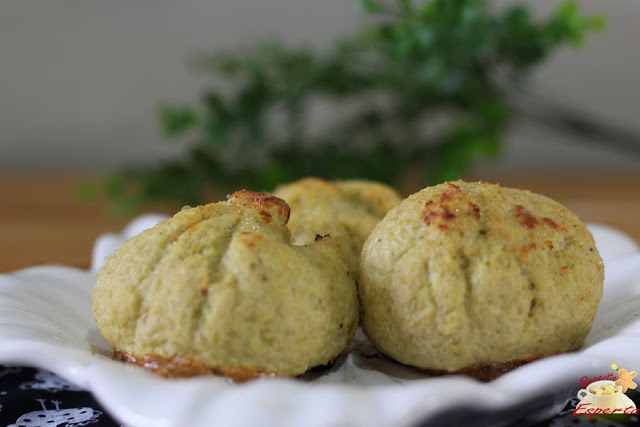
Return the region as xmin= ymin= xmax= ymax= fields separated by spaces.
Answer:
xmin=92 ymin=190 xmax=358 ymax=380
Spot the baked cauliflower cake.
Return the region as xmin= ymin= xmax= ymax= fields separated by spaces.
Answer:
xmin=359 ymin=181 xmax=604 ymax=379
xmin=92 ymin=190 xmax=359 ymax=381
xmin=274 ymin=178 xmax=402 ymax=274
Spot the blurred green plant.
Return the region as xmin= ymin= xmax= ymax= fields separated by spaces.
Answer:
xmin=106 ymin=0 xmax=606 ymax=211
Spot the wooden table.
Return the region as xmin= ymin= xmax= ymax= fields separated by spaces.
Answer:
xmin=1 ymin=173 xmax=639 ymax=273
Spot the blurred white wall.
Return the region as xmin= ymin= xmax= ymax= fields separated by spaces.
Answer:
xmin=0 ymin=0 xmax=639 ymax=172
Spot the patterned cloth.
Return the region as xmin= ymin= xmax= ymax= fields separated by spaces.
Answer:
xmin=0 ymin=366 xmax=117 ymax=426
xmin=1 ymin=365 xmax=639 ymax=426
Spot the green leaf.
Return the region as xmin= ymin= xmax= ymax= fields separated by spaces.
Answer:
xmin=158 ymin=106 xmax=198 ymax=138
xmin=105 ymin=174 xmax=124 ymax=196
xmin=361 ymin=0 xmax=381 ymax=13
xmin=585 ymin=15 xmax=607 ymax=31
xmin=75 ymin=182 xmax=99 ymax=202
xmin=397 ymin=0 xmax=413 ymax=15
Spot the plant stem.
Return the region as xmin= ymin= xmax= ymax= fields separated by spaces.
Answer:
xmin=514 ymin=100 xmax=640 ymax=158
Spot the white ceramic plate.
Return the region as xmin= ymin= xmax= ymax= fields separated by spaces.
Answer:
xmin=1 ymin=219 xmax=639 ymax=427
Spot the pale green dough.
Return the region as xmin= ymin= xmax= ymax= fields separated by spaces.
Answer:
xmin=274 ymin=178 xmax=402 ymax=275
xmin=93 ymin=190 xmax=359 ymax=378
xmin=359 ymin=181 xmax=604 ymax=372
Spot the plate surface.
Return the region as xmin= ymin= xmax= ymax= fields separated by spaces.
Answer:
xmin=1 ymin=219 xmax=639 ymax=427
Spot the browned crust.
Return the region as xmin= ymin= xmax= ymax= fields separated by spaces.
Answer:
xmin=114 ymin=349 xmax=544 ymax=382
xmin=514 ymin=204 xmax=539 ymax=229
xmin=227 ymin=189 xmax=291 ymax=224
xmin=514 ymin=204 xmax=564 ymax=232
xmin=114 ymin=349 xmax=281 ymax=382
xmin=417 ymin=355 xmax=548 ymax=381
xmin=422 ymin=183 xmax=483 ymax=231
